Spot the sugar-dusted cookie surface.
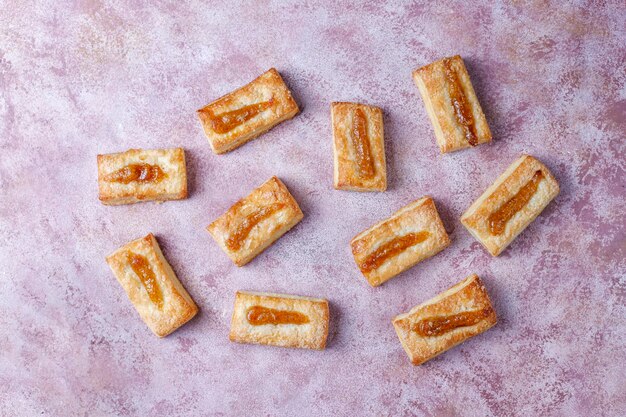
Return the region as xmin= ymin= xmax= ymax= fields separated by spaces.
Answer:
xmin=331 ymin=101 xmax=387 ymax=191
xmin=207 ymin=176 xmax=304 ymax=266
xmin=461 ymin=154 xmax=559 ymax=256
xmin=106 ymin=233 xmax=198 ymax=337
xmin=392 ymin=273 xmax=497 ymax=365
xmin=229 ymin=291 xmax=329 ymax=350
xmin=350 ymin=196 xmax=450 ymax=286
xmin=97 ymin=148 xmax=187 ymax=205
xmin=197 ymin=68 xmax=299 ymax=154
xmin=413 ymin=55 xmax=491 ymax=153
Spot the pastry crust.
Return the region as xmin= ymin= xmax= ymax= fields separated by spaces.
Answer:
xmin=97 ymin=148 xmax=187 ymax=205
xmin=229 ymin=291 xmax=329 ymax=350
xmin=105 ymin=233 xmax=198 ymax=337
xmin=350 ymin=196 xmax=451 ymax=286
xmin=413 ymin=55 xmax=491 ymax=153
xmin=331 ymin=102 xmax=387 ymax=191
xmin=207 ymin=176 xmax=304 ymax=266
xmin=392 ymin=273 xmax=497 ymax=365
xmin=197 ymin=68 xmax=299 ymax=154
xmin=461 ymin=154 xmax=559 ymax=256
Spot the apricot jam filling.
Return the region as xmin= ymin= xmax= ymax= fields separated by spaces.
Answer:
xmin=360 ymin=231 xmax=430 ymax=273
xmin=127 ymin=251 xmax=163 ymax=309
xmin=246 ymin=306 xmax=309 ymax=325
xmin=350 ymin=108 xmax=375 ymax=178
xmin=225 ymin=203 xmax=285 ymax=251
xmin=205 ymin=98 xmax=274 ymax=134
xmin=412 ymin=307 xmax=493 ymax=337
xmin=104 ymin=164 xmax=166 ymax=184
xmin=488 ymin=170 xmax=543 ymax=235
xmin=443 ymin=58 xmax=477 ymax=146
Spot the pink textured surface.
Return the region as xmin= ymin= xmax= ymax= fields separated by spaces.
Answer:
xmin=1 ymin=1 xmax=625 ymax=416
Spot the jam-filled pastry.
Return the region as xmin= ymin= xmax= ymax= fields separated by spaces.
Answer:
xmin=331 ymin=102 xmax=387 ymax=191
xmin=461 ymin=154 xmax=559 ymax=256
xmin=97 ymin=148 xmax=187 ymax=205
xmin=392 ymin=273 xmax=497 ymax=365
xmin=229 ymin=291 xmax=329 ymax=350
xmin=413 ymin=55 xmax=492 ymax=153
xmin=207 ymin=176 xmax=304 ymax=266
xmin=197 ymin=68 xmax=299 ymax=154
xmin=350 ymin=196 xmax=450 ymax=287
xmin=105 ymin=233 xmax=198 ymax=337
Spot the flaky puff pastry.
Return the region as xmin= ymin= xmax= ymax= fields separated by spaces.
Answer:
xmin=331 ymin=102 xmax=387 ymax=191
xmin=97 ymin=148 xmax=187 ymax=205
xmin=207 ymin=176 xmax=304 ymax=266
xmin=106 ymin=234 xmax=198 ymax=337
xmin=229 ymin=291 xmax=329 ymax=350
xmin=197 ymin=68 xmax=299 ymax=154
xmin=413 ymin=55 xmax=491 ymax=153
xmin=351 ymin=197 xmax=450 ymax=287
xmin=393 ymin=274 xmax=497 ymax=365
xmin=461 ymin=154 xmax=559 ymax=256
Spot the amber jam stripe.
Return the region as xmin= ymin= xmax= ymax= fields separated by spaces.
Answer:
xmin=360 ymin=231 xmax=430 ymax=273
xmin=246 ymin=306 xmax=310 ymax=325
xmin=126 ymin=251 xmax=164 ymax=309
xmin=350 ymin=108 xmax=375 ymax=178
xmin=204 ymin=98 xmax=274 ymax=134
xmin=488 ymin=170 xmax=544 ymax=235
xmin=412 ymin=307 xmax=493 ymax=337
xmin=225 ymin=203 xmax=286 ymax=251
xmin=443 ymin=58 xmax=478 ymax=146
xmin=104 ymin=163 xmax=166 ymax=184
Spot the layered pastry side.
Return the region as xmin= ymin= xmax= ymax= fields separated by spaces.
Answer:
xmin=350 ymin=196 xmax=451 ymax=287
xmin=197 ymin=68 xmax=299 ymax=154
xmin=392 ymin=274 xmax=497 ymax=365
xmin=97 ymin=148 xmax=187 ymax=205
xmin=207 ymin=176 xmax=304 ymax=266
xmin=105 ymin=233 xmax=198 ymax=337
xmin=461 ymin=154 xmax=559 ymax=256
xmin=331 ymin=102 xmax=387 ymax=191
xmin=413 ymin=55 xmax=492 ymax=153
xmin=229 ymin=291 xmax=329 ymax=350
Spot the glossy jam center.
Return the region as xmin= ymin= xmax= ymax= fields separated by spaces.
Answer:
xmin=488 ymin=170 xmax=544 ymax=235
xmin=443 ymin=58 xmax=477 ymax=146
xmin=207 ymin=98 xmax=274 ymax=134
xmin=360 ymin=231 xmax=430 ymax=273
xmin=104 ymin=163 xmax=166 ymax=184
xmin=246 ymin=306 xmax=310 ymax=325
xmin=127 ymin=251 xmax=163 ymax=309
xmin=350 ymin=108 xmax=375 ymax=178
xmin=225 ymin=203 xmax=286 ymax=251
xmin=412 ymin=307 xmax=493 ymax=337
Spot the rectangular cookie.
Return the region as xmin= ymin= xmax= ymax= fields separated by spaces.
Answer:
xmin=197 ymin=68 xmax=299 ymax=154
xmin=392 ymin=273 xmax=497 ymax=365
xmin=461 ymin=154 xmax=559 ymax=256
xmin=413 ymin=55 xmax=491 ymax=153
xmin=105 ymin=233 xmax=198 ymax=337
xmin=350 ymin=196 xmax=450 ymax=286
xmin=97 ymin=148 xmax=187 ymax=205
xmin=207 ymin=176 xmax=304 ymax=266
xmin=331 ymin=101 xmax=387 ymax=191
xmin=229 ymin=291 xmax=329 ymax=350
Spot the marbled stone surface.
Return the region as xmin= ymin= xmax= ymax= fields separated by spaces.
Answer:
xmin=1 ymin=1 xmax=624 ymax=416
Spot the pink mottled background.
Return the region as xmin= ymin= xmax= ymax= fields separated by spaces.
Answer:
xmin=1 ymin=1 xmax=625 ymax=416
